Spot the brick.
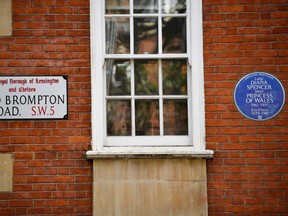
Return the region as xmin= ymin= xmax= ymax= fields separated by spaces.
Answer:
xmin=67 ymin=0 xmax=89 ymax=6
xmin=49 ymin=22 xmax=74 ymax=29
xmin=45 ymin=200 xmax=69 ymax=207
xmin=271 ymin=11 xmax=288 ymax=19
xmin=28 ymin=208 xmax=52 ymax=215
xmin=33 ymin=0 xmax=55 ymax=6
xmin=28 ymin=192 xmax=51 ymax=199
xmin=50 ymin=8 xmax=73 ymax=14
xmin=27 ymin=176 xmax=50 ymax=183
xmin=219 ymin=5 xmax=244 ymax=12
xmin=52 ymin=191 xmax=75 ymax=198
xmin=9 ymin=45 xmax=33 ymax=52
xmin=51 ymin=176 xmax=74 ymax=183
xmin=14 ymin=153 xmax=34 ymax=160
xmin=10 ymin=200 xmax=33 ymax=207
xmin=220 ymin=35 xmax=243 ymax=43
xmin=27 ymin=8 xmax=49 ymax=14
xmin=13 ymin=185 xmax=33 ymax=191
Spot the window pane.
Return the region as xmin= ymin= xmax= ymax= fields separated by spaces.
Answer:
xmin=106 ymin=59 xmax=131 ymax=96
xmin=162 ymin=0 xmax=186 ymax=14
xmin=163 ymin=99 xmax=188 ymax=135
xmin=107 ymin=100 xmax=131 ymax=136
xmin=162 ymin=17 xmax=186 ymax=53
xmin=105 ymin=0 xmax=130 ymax=14
xmin=134 ymin=0 xmax=158 ymax=14
xmin=134 ymin=18 xmax=158 ymax=54
xmin=105 ymin=17 xmax=130 ymax=54
xmin=135 ymin=60 xmax=158 ymax=95
xmin=162 ymin=59 xmax=187 ymax=95
xmin=135 ymin=100 xmax=160 ymax=135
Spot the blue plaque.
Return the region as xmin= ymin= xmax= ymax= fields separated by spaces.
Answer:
xmin=234 ymin=72 xmax=285 ymax=121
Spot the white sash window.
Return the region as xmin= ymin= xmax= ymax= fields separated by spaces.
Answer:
xmin=88 ymin=0 xmax=213 ymax=158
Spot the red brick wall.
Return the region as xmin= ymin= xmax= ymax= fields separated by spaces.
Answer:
xmin=203 ymin=0 xmax=288 ymax=215
xmin=0 ymin=0 xmax=92 ymax=215
xmin=0 ymin=0 xmax=287 ymax=215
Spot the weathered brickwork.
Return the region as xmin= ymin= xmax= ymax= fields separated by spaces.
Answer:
xmin=0 ymin=0 xmax=287 ymax=215
xmin=0 ymin=0 xmax=92 ymax=215
xmin=203 ymin=0 xmax=288 ymax=215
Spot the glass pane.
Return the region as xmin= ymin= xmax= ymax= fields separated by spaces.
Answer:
xmin=162 ymin=17 xmax=186 ymax=53
xmin=106 ymin=59 xmax=131 ymax=96
xmin=105 ymin=0 xmax=130 ymax=14
xmin=134 ymin=18 xmax=158 ymax=54
xmin=107 ymin=100 xmax=131 ymax=136
xmin=162 ymin=59 xmax=187 ymax=95
xmin=135 ymin=60 xmax=158 ymax=95
xmin=162 ymin=0 xmax=186 ymax=14
xmin=134 ymin=0 xmax=158 ymax=13
xmin=163 ymin=99 xmax=188 ymax=135
xmin=105 ymin=17 xmax=130 ymax=54
xmin=135 ymin=100 xmax=159 ymax=135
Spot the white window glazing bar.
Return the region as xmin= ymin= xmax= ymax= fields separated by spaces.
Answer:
xmin=158 ymin=0 xmax=162 ymax=55
xmin=103 ymin=61 xmax=108 ymax=141
xmin=130 ymin=0 xmax=134 ymax=55
xmin=187 ymin=0 xmax=192 ymax=65
xmin=158 ymin=59 xmax=164 ymax=136
xmin=130 ymin=14 xmax=186 ymax=18
xmin=131 ymin=59 xmax=136 ymax=136
xmin=187 ymin=61 xmax=192 ymax=138
xmin=104 ymin=14 xmax=130 ymax=18
xmin=106 ymin=95 xmax=189 ymax=100
xmin=104 ymin=54 xmax=188 ymax=59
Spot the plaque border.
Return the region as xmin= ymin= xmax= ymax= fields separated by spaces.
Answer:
xmin=234 ymin=72 xmax=285 ymax=121
xmin=0 ymin=75 xmax=68 ymax=121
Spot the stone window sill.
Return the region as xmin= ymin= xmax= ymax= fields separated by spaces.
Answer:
xmin=86 ymin=149 xmax=214 ymax=159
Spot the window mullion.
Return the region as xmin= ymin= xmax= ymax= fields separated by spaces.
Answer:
xmin=130 ymin=0 xmax=135 ymax=136
xmin=187 ymin=61 xmax=192 ymax=137
xmin=131 ymin=59 xmax=136 ymax=136
xmin=103 ymin=63 xmax=107 ymax=143
xmin=159 ymin=59 xmax=164 ymax=136
xmin=158 ymin=0 xmax=162 ymax=54
xmin=187 ymin=0 xmax=192 ymax=66
xmin=130 ymin=0 xmax=134 ymax=55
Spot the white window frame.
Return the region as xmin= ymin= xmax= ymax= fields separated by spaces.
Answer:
xmin=87 ymin=0 xmax=213 ymax=158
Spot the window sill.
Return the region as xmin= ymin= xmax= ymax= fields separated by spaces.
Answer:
xmin=86 ymin=149 xmax=214 ymax=159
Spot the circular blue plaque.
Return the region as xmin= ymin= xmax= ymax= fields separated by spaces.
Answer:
xmin=234 ymin=72 xmax=285 ymax=121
